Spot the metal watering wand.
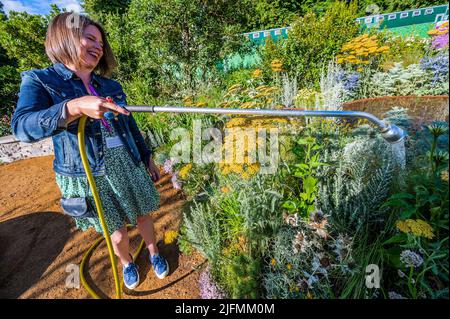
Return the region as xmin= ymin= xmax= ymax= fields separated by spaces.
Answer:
xmin=77 ymin=106 xmax=406 ymax=299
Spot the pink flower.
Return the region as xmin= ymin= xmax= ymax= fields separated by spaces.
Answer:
xmin=163 ymin=158 xmax=173 ymax=174
xmin=171 ymin=171 xmax=182 ymax=190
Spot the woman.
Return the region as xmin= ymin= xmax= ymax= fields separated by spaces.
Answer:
xmin=11 ymin=12 xmax=168 ymax=290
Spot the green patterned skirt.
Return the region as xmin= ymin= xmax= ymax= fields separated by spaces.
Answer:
xmin=55 ymin=116 xmax=160 ymax=236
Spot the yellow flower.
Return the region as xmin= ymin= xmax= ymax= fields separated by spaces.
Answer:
xmin=226 ymin=117 xmax=248 ymax=127
xmin=414 ymin=219 xmax=435 ymax=239
xmin=254 ymin=92 xmax=270 ymax=99
xmin=287 ymin=263 xmax=293 ymax=270
xmin=247 ymin=163 xmax=260 ymax=174
xmin=195 ymin=101 xmax=207 ymax=107
xmin=440 ymin=170 xmax=448 ymax=182
xmin=217 ymin=101 xmax=229 ymax=108
xmin=256 ymin=85 xmax=268 ymax=91
xmin=396 ymin=220 xmax=410 ymax=233
xmin=271 ymin=59 xmax=283 ymax=72
xmin=228 ymin=84 xmax=241 ymax=91
xmin=241 ymin=171 xmax=250 ymax=180
xmin=271 ymin=258 xmax=277 ymax=266
xmin=164 ymin=230 xmax=179 ymax=245
xmin=357 ymin=67 xmax=363 ymax=72
xmin=240 ymin=101 xmax=256 ymax=109
xmin=252 ymin=69 xmax=263 ymax=78
xmin=232 ymin=164 xmax=244 ymax=174
xmin=221 ymin=186 xmax=230 ymax=193
xmin=221 ymin=166 xmax=231 ymax=175
xmin=183 ymin=96 xmax=194 ymax=106
xmin=396 ymin=219 xmax=435 ymax=239
xmin=179 ymin=163 xmax=192 ymax=179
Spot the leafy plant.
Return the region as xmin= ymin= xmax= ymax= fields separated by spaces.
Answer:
xmin=261 ymin=1 xmax=359 ymax=88
xmin=283 ymin=136 xmax=326 ymax=220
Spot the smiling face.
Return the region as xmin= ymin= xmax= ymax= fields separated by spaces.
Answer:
xmin=45 ymin=13 xmax=117 ymax=77
xmin=80 ymin=24 xmax=104 ymax=70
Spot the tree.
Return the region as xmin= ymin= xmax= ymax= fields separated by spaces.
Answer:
xmin=82 ymin=0 xmax=131 ymax=16
xmin=0 ymin=4 xmax=64 ymax=135
xmin=261 ymin=1 xmax=359 ymax=87
xmin=117 ymin=0 xmax=250 ymax=97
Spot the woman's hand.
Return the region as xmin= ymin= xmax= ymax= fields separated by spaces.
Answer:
xmin=66 ymin=95 xmax=130 ymax=123
xmin=147 ymin=158 xmax=160 ymax=182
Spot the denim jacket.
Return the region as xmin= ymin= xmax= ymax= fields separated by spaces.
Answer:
xmin=11 ymin=62 xmax=152 ymax=177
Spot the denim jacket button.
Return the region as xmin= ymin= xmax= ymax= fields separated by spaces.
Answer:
xmin=122 ymin=133 xmax=126 ymax=137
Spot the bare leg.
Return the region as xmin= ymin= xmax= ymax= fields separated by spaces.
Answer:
xmin=110 ymin=226 xmax=132 ymax=266
xmin=136 ymin=215 xmax=159 ymax=257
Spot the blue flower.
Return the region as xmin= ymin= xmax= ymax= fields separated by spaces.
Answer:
xmin=420 ymin=53 xmax=449 ymax=84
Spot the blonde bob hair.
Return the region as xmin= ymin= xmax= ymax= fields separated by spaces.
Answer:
xmin=45 ymin=12 xmax=117 ymax=77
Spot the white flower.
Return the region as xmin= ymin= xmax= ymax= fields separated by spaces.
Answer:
xmin=400 ymin=250 xmax=423 ymax=268
xmin=388 ymin=291 xmax=406 ymax=299
xmin=163 ymin=158 xmax=173 ymax=174
xmin=171 ymin=171 xmax=182 ymax=190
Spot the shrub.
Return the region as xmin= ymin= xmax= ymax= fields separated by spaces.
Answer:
xmin=262 ymin=1 xmax=359 ymax=88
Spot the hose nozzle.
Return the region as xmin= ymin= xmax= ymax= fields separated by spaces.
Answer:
xmin=380 ymin=124 xmax=406 ymax=144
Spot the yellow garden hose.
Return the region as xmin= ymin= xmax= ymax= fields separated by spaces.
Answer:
xmin=77 ymin=115 xmax=146 ymax=299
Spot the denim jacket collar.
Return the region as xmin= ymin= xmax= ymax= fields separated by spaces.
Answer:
xmin=53 ymin=62 xmax=102 ymax=87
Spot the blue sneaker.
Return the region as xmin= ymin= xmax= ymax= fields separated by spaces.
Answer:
xmin=150 ymin=253 xmax=169 ymax=279
xmin=123 ymin=262 xmax=139 ymax=289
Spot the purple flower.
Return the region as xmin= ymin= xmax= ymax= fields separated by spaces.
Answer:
xmin=431 ymin=22 xmax=449 ymax=49
xmin=163 ymin=158 xmax=173 ymax=174
xmin=171 ymin=172 xmax=182 ymax=190
xmin=420 ymin=53 xmax=449 ymax=84
xmin=400 ymin=250 xmax=423 ymax=268
xmin=432 ymin=33 xmax=449 ymax=49
xmin=335 ymin=70 xmax=360 ymax=94
xmin=198 ymin=266 xmax=227 ymax=299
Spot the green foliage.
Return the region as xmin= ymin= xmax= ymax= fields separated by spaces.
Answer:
xmin=283 ymin=136 xmax=326 ymax=219
xmin=0 ymin=5 xmax=64 ymax=136
xmin=121 ymin=0 xmax=249 ymax=97
xmin=222 ymin=69 xmax=254 ymax=89
xmin=262 ymin=219 xmax=355 ymax=299
xmin=365 ymin=62 xmax=449 ymax=97
xmin=380 ymin=35 xmax=431 ymax=69
xmin=242 ymin=0 xmax=301 ymax=31
xmin=0 ymin=7 xmax=62 ymax=71
xmin=82 ymin=0 xmax=131 ymax=19
xmin=217 ymin=252 xmax=261 ymax=299
xmin=182 ymin=200 xmax=222 ymax=263
xmin=261 ymin=1 xmax=359 ymax=88
xmin=318 ymin=134 xmax=396 ymax=235
xmin=381 ymin=163 xmax=449 ymax=299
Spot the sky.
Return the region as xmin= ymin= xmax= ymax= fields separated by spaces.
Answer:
xmin=2 ymin=0 xmax=82 ymax=15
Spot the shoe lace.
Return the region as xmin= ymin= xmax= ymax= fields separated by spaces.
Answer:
xmin=124 ymin=263 xmax=137 ymax=279
xmin=152 ymin=255 xmax=166 ymax=271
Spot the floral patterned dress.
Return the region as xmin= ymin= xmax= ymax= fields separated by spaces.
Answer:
xmin=55 ymin=115 xmax=160 ymax=235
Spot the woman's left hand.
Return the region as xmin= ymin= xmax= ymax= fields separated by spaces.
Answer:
xmin=147 ymin=158 xmax=160 ymax=182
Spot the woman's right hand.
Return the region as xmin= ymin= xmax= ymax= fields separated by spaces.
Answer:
xmin=66 ymin=95 xmax=130 ymax=121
